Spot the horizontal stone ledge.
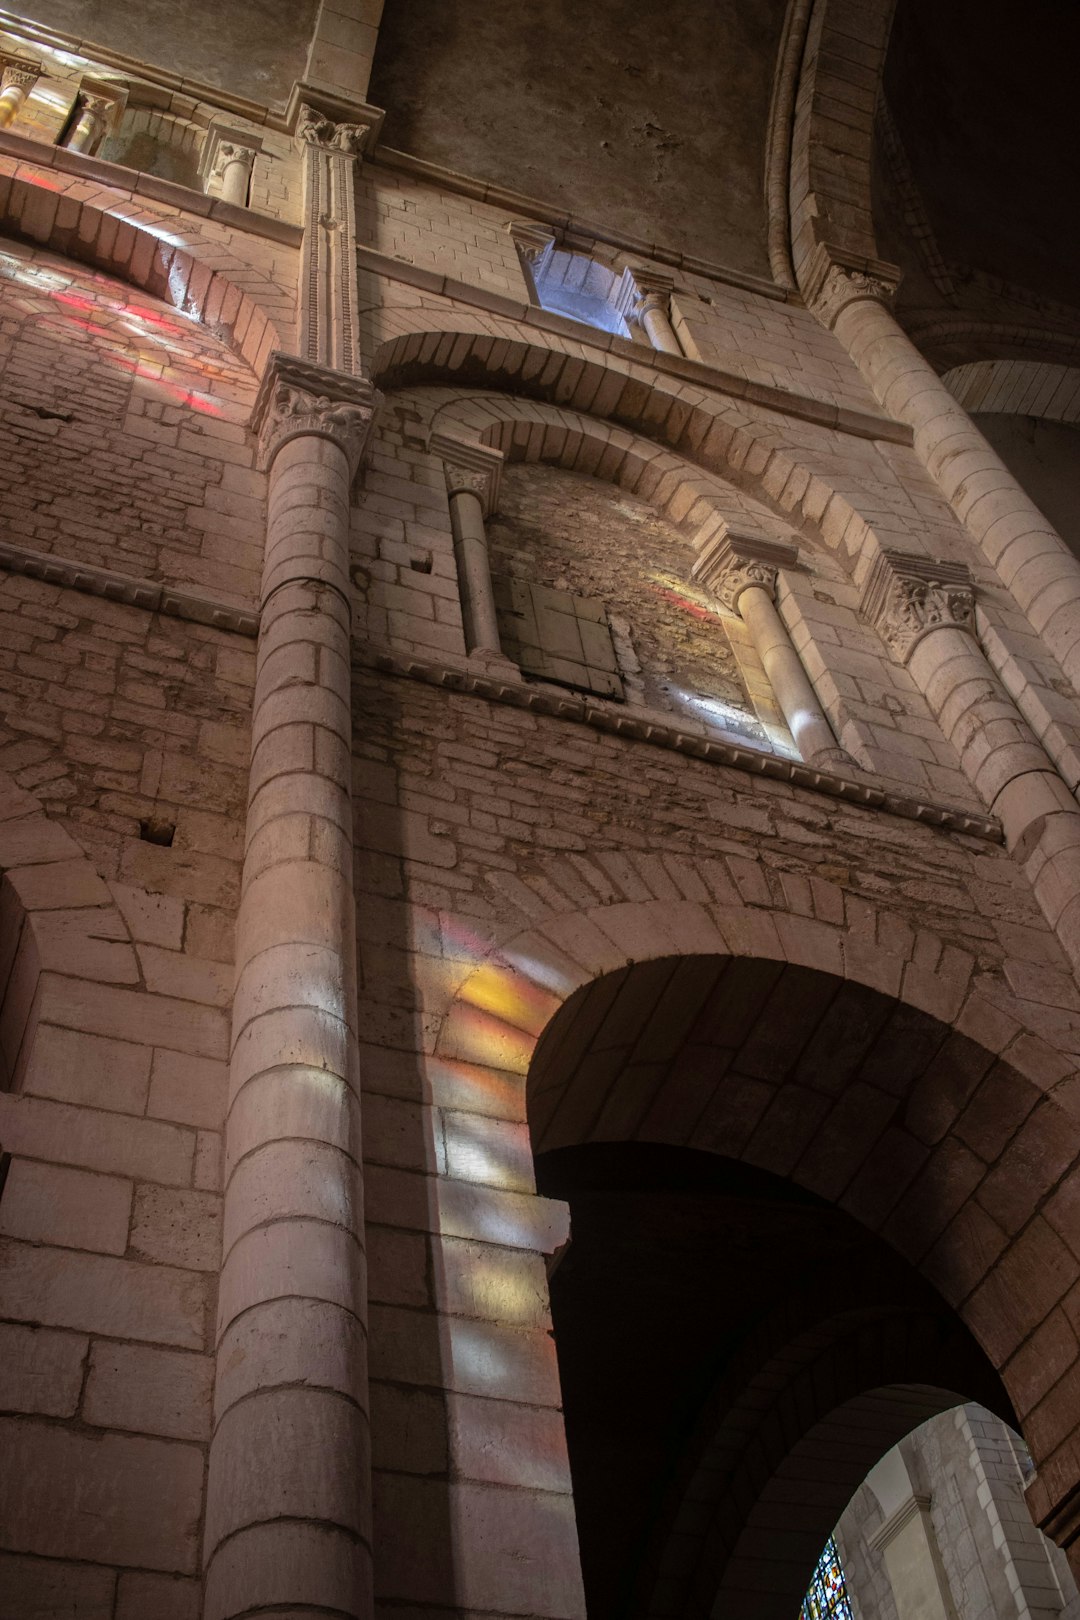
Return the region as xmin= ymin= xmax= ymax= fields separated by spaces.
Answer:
xmin=0 ymin=11 xmax=279 ymax=127
xmin=0 ymin=130 xmax=301 ymax=248
xmin=0 ymin=539 xmax=259 ymax=637
xmin=356 ymin=642 xmax=1004 ymax=845
xmin=357 ymin=246 xmax=910 ymax=445
xmin=368 ymin=148 xmax=791 ymax=303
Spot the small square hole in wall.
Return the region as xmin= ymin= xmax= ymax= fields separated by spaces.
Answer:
xmin=409 ymin=554 xmax=433 ymax=574
xmin=140 ymin=817 xmax=175 ymax=847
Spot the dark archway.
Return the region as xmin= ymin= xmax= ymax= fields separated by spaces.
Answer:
xmin=524 ymin=954 xmax=1075 ymax=1620
xmin=536 ymin=1144 xmax=1011 ymax=1620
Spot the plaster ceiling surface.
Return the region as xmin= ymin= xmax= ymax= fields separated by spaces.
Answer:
xmin=16 ymin=0 xmax=321 ymax=110
xmin=884 ymin=0 xmax=1080 ymax=311
xmin=367 ymin=0 xmax=787 ymax=276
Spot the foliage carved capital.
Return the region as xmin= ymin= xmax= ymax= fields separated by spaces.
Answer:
xmin=254 ymin=353 xmax=381 ymax=478
xmin=861 ymin=549 xmax=975 ymax=663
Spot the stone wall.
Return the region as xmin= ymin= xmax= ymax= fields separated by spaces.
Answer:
xmin=1 ymin=4 xmax=1080 ymax=1613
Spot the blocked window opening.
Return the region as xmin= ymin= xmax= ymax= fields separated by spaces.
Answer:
xmin=493 ymin=576 xmax=624 ymax=699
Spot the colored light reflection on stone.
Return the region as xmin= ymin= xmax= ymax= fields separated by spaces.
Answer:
xmin=7 ymin=268 xmax=235 ymax=415
xmin=443 ymin=1001 xmax=535 ymax=1076
xmin=459 ymin=962 xmax=560 ymax=1037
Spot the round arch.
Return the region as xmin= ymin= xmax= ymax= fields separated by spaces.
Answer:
xmin=786 ymin=0 xmax=898 ymax=292
xmin=0 ymin=770 xmax=139 ymax=1091
xmin=943 ymin=359 xmax=1080 ymax=426
xmin=432 ymin=896 xmax=1080 ymax=1584
xmin=0 ymin=169 xmax=284 ymax=374
xmin=373 ymin=328 xmax=915 ymax=582
xmin=538 ymin=1144 xmax=1012 ymax=1620
xmin=512 ymin=951 xmax=1080 ymax=1616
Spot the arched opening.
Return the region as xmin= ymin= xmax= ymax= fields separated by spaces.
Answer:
xmin=524 ymin=954 xmax=1080 ymax=1619
xmin=536 ymin=1143 xmax=1010 ymax=1620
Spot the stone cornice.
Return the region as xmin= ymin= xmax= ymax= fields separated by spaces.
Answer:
xmin=0 ymin=538 xmax=258 ymax=635
xmin=355 ymin=643 xmax=1002 ymax=844
xmin=0 ymin=130 xmax=302 ymax=246
xmin=0 ymin=536 xmax=1000 ymax=843
xmin=370 ymin=148 xmax=793 ymax=304
xmin=429 ymin=431 xmax=504 ymax=516
xmin=692 ymin=530 xmax=800 ymax=613
xmin=253 ymin=352 xmax=381 ymax=478
xmin=0 ymin=6 xmax=281 ymax=127
xmin=861 ymin=549 xmax=975 ymax=664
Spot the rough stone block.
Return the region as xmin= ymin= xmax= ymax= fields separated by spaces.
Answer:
xmin=0 ymin=1552 xmax=115 ymax=1619
xmin=129 ymin=1184 xmax=222 ymax=1273
xmin=0 ymin=1238 xmax=207 ymax=1349
xmin=21 ymin=1023 xmax=152 ymax=1115
xmin=84 ymin=1342 xmax=213 ymax=1442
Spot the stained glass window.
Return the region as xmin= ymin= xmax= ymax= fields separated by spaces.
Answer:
xmin=799 ymin=1537 xmax=854 ymax=1620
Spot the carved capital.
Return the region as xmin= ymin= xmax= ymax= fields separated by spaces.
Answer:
xmin=805 ymin=244 xmax=902 ymax=329
xmin=0 ymin=54 xmax=40 ymax=95
xmin=861 ymin=549 xmax=974 ymax=663
xmin=507 ymin=221 xmax=557 ymax=270
xmin=253 ymin=353 xmax=381 ymax=478
xmin=692 ymin=529 xmax=799 ymax=614
xmin=296 ymin=100 xmax=375 ymax=157
xmin=199 ymin=122 xmax=263 ymax=184
xmin=616 ymin=267 xmax=675 ymax=325
xmin=211 ymin=141 xmax=257 ymax=181
xmin=78 ymin=94 xmax=113 ymax=123
xmin=430 ymin=431 xmax=504 ymax=518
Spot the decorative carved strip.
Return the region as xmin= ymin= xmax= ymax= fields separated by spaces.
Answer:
xmin=355 ymin=643 xmax=1003 ymax=843
xmin=0 ymin=539 xmax=258 ymax=635
xmin=296 ymin=98 xmax=381 ymax=374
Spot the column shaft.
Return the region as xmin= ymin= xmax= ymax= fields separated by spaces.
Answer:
xmin=907 ymin=623 xmax=1080 ymax=972
xmin=217 ymin=149 xmax=255 ymax=206
xmin=641 ymin=298 xmax=682 ymax=355
xmin=204 ymin=428 xmax=370 ymax=1620
xmin=0 ymin=81 xmax=29 ymax=128
xmin=836 ymin=296 xmax=1080 ymax=692
xmin=65 ymin=101 xmax=107 ymax=154
xmin=449 ymin=485 xmax=502 ymax=654
xmin=739 ymin=584 xmax=846 ymax=764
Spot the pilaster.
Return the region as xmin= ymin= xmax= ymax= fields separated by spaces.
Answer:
xmin=293 ymin=94 xmax=383 ymax=375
